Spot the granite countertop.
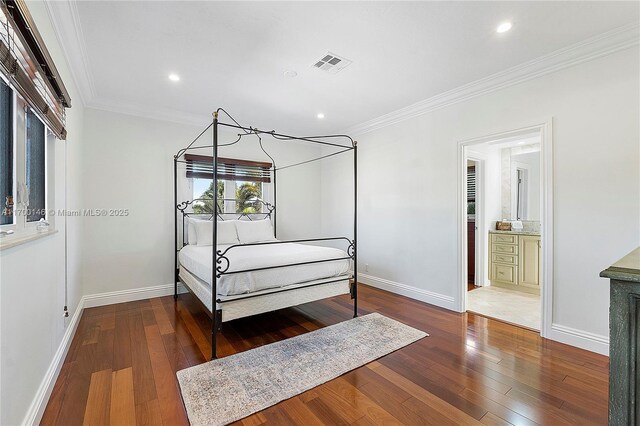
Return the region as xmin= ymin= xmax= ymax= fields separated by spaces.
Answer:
xmin=489 ymin=230 xmax=541 ymax=237
xmin=601 ymin=247 xmax=640 ymax=283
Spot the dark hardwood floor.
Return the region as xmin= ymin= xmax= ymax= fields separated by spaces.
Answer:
xmin=41 ymin=284 xmax=608 ymax=425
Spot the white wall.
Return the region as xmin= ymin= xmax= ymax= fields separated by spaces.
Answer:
xmin=78 ymin=108 xmax=323 ymax=296
xmin=0 ymin=2 xmax=85 ymax=424
xmin=322 ymin=47 xmax=640 ymax=350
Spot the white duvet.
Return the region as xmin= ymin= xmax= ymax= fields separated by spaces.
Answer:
xmin=178 ymin=242 xmax=351 ymax=296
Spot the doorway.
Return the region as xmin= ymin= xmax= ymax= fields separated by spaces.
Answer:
xmin=458 ymin=121 xmax=553 ymax=336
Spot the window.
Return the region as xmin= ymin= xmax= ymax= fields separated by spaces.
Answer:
xmin=192 ymin=178 xmax=224 ymax=214
xmin=467 ymin=165 xmax=476 ymax=215
xmin=186 ymin=155 xmax=271 ymax=215
xmin=0 ymin=79 xmax=52 ymax=241
xmin=0 ymin=0 xmax=69 ymax=245
xmin=0 ymin=79 xmax=13 ymax=225
xmin=25 ymin=110 xmax=46 ymax=222
xmin=234 ymin=181 xmax=262 ymax=214
xmin=192 ymin=179 xmax=264 ymax=214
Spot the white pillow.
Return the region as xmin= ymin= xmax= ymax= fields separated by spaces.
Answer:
xmin=193 ymin=219 xmax=239 ymax=246
xmin=236 ymin=219 xmax=276 ymax=244
xmin=187 ymin=218 xmax=198 ymax=245
xmin=187 ymin=215 xmax=214 ymax=244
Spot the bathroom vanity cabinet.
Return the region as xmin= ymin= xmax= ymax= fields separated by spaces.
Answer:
xmin=489 ymin=231 xmax=541 ymax=293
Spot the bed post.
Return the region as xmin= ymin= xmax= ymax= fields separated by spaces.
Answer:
xmin=212 ymin=111 xmax=219 ymax=360
xmin=174 ymin=156 xmax=178 ymax=301
xmin=273 ymin=168 xmax=277 ymax=237
xmin=353 ymin=141 xmax=358 ymax=318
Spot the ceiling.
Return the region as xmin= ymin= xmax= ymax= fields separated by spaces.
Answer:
xmin=50 ymin=1 xmax=639 ymax=134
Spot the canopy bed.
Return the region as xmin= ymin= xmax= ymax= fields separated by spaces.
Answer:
xmin=173 ymin=109 xmax=357 ymax=359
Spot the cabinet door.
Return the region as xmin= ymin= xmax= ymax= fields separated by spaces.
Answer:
xmin=519 ymin=236 xmax=540 ymax=289
xmin=491 ymin=263 xmax=518 ymax=285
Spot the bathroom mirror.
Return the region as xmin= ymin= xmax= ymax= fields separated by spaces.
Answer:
xmin=502 ymin=146 xmax=540 ymax=221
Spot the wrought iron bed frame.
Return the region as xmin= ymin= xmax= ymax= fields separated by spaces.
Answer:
xmin=173 ymin=108 xmax=357 ymax=359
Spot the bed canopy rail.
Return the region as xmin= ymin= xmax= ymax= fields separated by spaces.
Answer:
xmin=173 ymin=108 xmax=357 ymax=359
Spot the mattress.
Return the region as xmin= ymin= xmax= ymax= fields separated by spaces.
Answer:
xmin=178 ymin=242 xmax=351 ymax=296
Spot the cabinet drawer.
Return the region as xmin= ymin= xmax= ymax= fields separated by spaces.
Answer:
xmin=492 ymin=263 xmax=517 ymax=285
xmin=492 ymin=244 xmax=518 ymax=255
xmin=492 ymin=253 xmax=517 ymax=265
xmin=492 ymin=234 xmax=517 ymax=245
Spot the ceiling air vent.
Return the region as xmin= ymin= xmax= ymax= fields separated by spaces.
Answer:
xmin=312 ymin=52 xmax=352 ymax=74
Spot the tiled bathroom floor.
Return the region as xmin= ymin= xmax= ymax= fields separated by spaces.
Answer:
xmin=467 ymin=286 xmax=540 ymax=330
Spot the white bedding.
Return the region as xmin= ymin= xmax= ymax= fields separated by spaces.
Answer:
xmin=178 ymin=242 xmax=351 ymax=296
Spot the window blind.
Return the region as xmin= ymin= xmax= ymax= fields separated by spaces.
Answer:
xmin=0 ymin=79 xmax=12 ymax=225
xmin=185 ymin=154 xmax=272 ymax=183
xmin=0 ymin=0 xmax=71 ymax=139
xmin=467 ymin=166 xmax=476 ymax=202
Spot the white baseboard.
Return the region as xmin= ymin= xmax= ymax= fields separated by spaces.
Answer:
xmin=83 ymin=283 xmax=186 ymax=308
xmin=548 ymin=323 xmax=609 ymax=356
xmin=359 ymin=273 xmax=456 ymax=311
xmin=22 ymin=297 xmax=85 ymax=426
xmin=360 ymin=273 xmax=609 ymax=356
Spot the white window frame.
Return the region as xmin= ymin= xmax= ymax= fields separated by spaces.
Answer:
xmin=0 ymin=76 xmax=54 ymax=246
xmin=223 ymin=180 xmax=235 ymax=213
xmin=0 ymin=75 xmax=17 ymax=231
xmin=22 ymin=102 xmax=49 ymax=228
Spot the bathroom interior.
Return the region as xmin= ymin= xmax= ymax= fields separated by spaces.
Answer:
xmin=466 ymin=132 xmax=542 ymax=330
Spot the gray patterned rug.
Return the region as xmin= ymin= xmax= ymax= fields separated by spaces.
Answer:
xmin=176 ymin=312 xmax=428 ymax=426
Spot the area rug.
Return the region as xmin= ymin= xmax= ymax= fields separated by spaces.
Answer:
xmin=176 ymin=312 xmax=428 ymax=426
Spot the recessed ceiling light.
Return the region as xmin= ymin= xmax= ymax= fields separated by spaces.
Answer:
xmin=283 ymin=70 xmax=298 ymax=78
xmin=497 ymin=22 xmax=512 ymax=33
xmin=168 ymin=73 xmax=180 ymax=82
xmin=317 ymin=113 xmax=325 ymax=119
xmin=518 ymin=141 xmax=526 ymax=145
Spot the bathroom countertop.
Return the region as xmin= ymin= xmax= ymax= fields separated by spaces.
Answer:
xmin=489 ymin=230 xmax=541 ymax=237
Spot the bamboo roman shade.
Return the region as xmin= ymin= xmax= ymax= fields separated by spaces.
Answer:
xmin=185 ymin=154 xmax=272 ymax=183
xmin=0 ymin=0 xmax=71 ymax=139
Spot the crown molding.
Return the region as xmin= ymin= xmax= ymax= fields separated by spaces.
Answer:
xmin=86 ymin=97 xmax=212 ymax=128
xmin=345 ymin=22 xmax=640 ymax=136
xmin=44 ymin=0 xmax=96 ymax=107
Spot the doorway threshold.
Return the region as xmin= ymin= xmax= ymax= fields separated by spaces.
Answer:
xmin=467 ymin=286 xmax=540 ymax=331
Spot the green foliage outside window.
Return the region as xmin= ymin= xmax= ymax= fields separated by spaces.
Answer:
xmin=193 ymin=180 xmax=224 ymax=214
xmin=236 ymin=182 xmax=262 ymax=213
xmin=467 ymin=202 xmax=476 ymax=215
xmin=192 ymin=180 xmax=262 ymax=214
